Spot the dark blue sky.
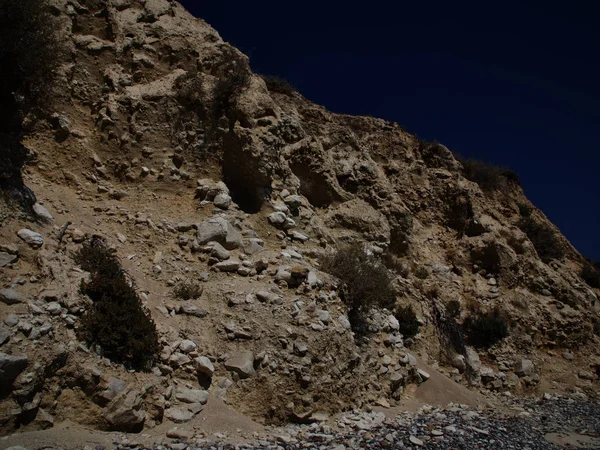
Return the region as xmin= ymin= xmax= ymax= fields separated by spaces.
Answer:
xmin=182 ymin=1 xmax=600 ymax=261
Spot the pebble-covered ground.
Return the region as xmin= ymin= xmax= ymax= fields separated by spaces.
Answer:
xmin=128 ymin=397 xmax=600 ymax=450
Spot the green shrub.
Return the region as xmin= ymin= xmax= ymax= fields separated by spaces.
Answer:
xmin=581 ymin=261 xmax=600 ymax=289
xmin=517 ymin=217 xmax=564 ymax=263
xmin=261 ymin=75 xmax=297 ymax=96
xmin=394 ymin=305 xmax=420 ymax=339
xmin=322 ymin=244 xmax=395 ymax=336
xmin=0 ymin=0 xmax=63 ymax=131
xmin=455 ymin=156 xmax=519 ymax=193
xmin=462 ymin=308 xmax=509 ymax=348
xmin=74 ymin=239 xmax=159 ymax=371
xmin=173 ymin=282 xmax=203 ymax=300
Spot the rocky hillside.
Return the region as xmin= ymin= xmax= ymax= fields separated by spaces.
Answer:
xmin=0 ymin=0 xmax=599 ymax=441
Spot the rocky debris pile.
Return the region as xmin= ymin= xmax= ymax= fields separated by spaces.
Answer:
xmin=196 ymin=179 xmax=232 ymax=210
xmin=94 ymin=397 xmax=600 ymax=449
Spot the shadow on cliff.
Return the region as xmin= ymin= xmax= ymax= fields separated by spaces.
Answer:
xmin=0 ymin=133 xmax=36 ymax=212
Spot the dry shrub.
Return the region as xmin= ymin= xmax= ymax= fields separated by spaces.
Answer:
xmin=173 ymin=282 xmax=203 ymax=300
xmin=446 ymin=191 xmax=473 ymax=234
xmin=394 ymin=305 xmax=420 ymax=339
xmin=211 ymin=48 xmax=251 ymax=124
xmin=413 ymin=279 xmax=425 ymax=293
xmin=462 ymin=308 xmax=509 ymax=349
xmin=463 ymin=293 xmax=479 ymax=313
xmin=175 ymin=68 xmax=207 ymax=114
xmin=430 ymin=302 xmax=471 ymax=380
xmin=455 ymin=155 xmax=519 ymax=194
xmin=382 ymin=253 xmax=410 ymax=278
xmin=75 ymin=239 xmax=159 ymax=371
xmin=425 ymin=285 xmax=440 ymax=300
xmin=261 ymin=74 xmax=297 ymax=96
xmin=517 ymin=216 xmax=564 ymax=263
xmin=516 ymin=201 xmax=532 ymax=217
xmin=322 ymin=243 xmax=395 ymax=336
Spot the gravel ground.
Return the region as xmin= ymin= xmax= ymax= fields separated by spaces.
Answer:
xmin=132 ymin=396 xmax=600 ymax=450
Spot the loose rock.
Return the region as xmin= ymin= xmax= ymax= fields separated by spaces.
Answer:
xmin=17 ymin=229 xmax=44 ymax=248
xmin=33 ymin=203 xmax=54 ymax=222
xmin=224 ymin=351 xmax=256 ymax=379
xmin=164 ymin=407 xmax=195 ymax=423
xmin=103 ymin=389 xmax=145 ymax=431
xmin=0 ymin=352 xmax=28 ymax=385
xmin=175 ymin=388 xmax=208 ymax=404
xmin=194 ymin=356 xmax=215 ymax=376
xmin=0 ymin=252 xmax=17 ymax=267
xmin=0 ymin=289 xmax=22 ymax=305
xmin=514 ymin=359 xmax=534 ymax=377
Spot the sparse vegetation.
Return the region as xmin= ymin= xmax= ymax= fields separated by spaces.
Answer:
xmin=455 ymin=155 xmax=519 ymax=194
xmin=173 ymin=282 xmax=203 ymax=300
xmin=517 ymin=216 xmax=564 ymax=263
xmin=581 ymin=260 xmax=600 ymax=289
xmin=517 ymin=201 xmax=532 ymax=217
xmin=414 ymin=265 xmax=429 ymax=280
xmin=446 ymin=299 xmax=462 ymax=318
xmin=462 ymin=308 xmax=509 ymax=348
xmin=430 ymin=302 xmax=471 ymax=380
xmin=74 ymin=239 xmax=159 ymax=371
xmin=424 ymin=285 xmax=440 ymax=300
xmin=175 ymin=68 xmax=207 ymax=114
xmin=261 ymin=75 xmax=297 ymax=96
xmin=382 ymin=253 xmax=410 ymax=278
xmin=394 ymin=305 xmax=420 ymax=339
xmin=211 ymin=49 xmax=252 ymax=124
xmin=464 ymin=294 xmax=479 ymax=313
xmin=322 ymin=244 xmax=395 ymax=336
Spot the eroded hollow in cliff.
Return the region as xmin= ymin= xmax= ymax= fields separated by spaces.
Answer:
xmin=222 ymin=132 xmax=269 ymax=213
xmin=290 ymin=161 xmax=336 ymax=208
xmin=471 ymin=243 xmax=501 ymax=275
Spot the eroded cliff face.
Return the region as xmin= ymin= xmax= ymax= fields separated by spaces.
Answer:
xmin=0 ymin=0 xmax=598 ymax=435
